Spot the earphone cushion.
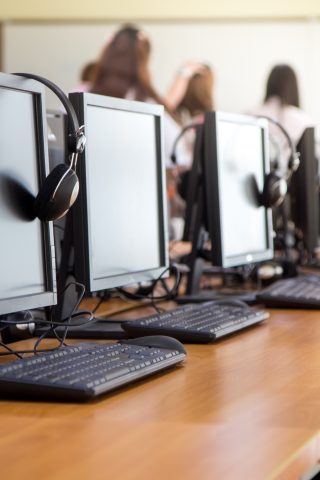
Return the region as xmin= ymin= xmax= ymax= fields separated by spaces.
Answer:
xmin=261 ymin=173 xmax=287 ymax=208
xmin=34 ymin=164 xmax=79 ymax=221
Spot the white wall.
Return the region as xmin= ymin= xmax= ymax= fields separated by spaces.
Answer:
xmin=3 ymin=20 xmax=320 ymax=128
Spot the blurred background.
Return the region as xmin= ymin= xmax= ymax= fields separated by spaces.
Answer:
xmin=1 ymin=1 xmax=320 ymax=126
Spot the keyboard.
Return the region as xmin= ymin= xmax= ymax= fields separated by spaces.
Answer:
xmin=0 ymin=338 xmax=186 ymax=401
xmin=256 ymin=274 xmax=320 ymax=308
xmin=122 ymin=301 xmax=269 ymax=343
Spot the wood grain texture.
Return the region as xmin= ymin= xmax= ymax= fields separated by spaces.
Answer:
xmin=1 ymin=306 xmax=320 ymax=479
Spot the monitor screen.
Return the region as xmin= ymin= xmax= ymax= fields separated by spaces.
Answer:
xmin=204 ymin=111 xmax=274 ymax=268
xmin=69 ymin=92 xmax=169 ymax=292
xmin=0 ymin=73 xmax=57 ymax=315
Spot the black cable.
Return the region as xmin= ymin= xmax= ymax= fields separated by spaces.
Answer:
xmin=104 ymin=300 xmax=165 ymax=317
xmin=152 ymin=264 xmax=181 ymax=300
xmin=116 ymin=267 xmax=179 ymax=301
xmin=92 ymin=295 xmax=108 ymax=314
xmin=34 ymin=281 xmax=90 ymax=350
xmin=0 ymin=344 xmax=70 ymax=358
xmin=117 ymin=264 xmax=182 ymax=310
xmin=170 ymin=122 xmax=199 ymax=164
xmin=0 ymin=310 xmax=94 ymax=358
xmin=149 ymin=264 xmax=181 ymax=313
xmin=2 ymin=310 xmax=94 ymax=328
xmin=0 ymin=281 xmax=94 ymax=358
xmin=0 ymin=341 xmax=24 ymax=359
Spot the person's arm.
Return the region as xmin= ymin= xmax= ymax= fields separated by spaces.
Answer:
xmin=165 ymin=62 xmax=206 ymax=111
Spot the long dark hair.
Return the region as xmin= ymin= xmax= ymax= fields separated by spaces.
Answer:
xmin=90 ymin=24 xmax=164 ymax=105
xmin=264 ymin=64 xmax=300 ymax=107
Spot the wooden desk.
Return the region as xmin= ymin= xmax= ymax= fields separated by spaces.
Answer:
xmin=1 ymin=304 xmax=320 ymax=479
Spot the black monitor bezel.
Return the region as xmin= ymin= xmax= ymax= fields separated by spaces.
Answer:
xmin=203 ymin=111 xmax=274 ymax=268
xmin=69 ymin=92 xmax=169 ymax=293
xmin=0 ymin=73 xmax=57 ymax=315
xmin=289 ymin=127 xmax=319 ymax=259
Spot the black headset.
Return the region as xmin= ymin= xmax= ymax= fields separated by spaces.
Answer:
xmin=170 ymin=122 xmax=199 ymax=165
xmin=171 ymin=115 xmax=300 ymax=210
xmin=14 ymin=73 xmax=86 ymax=221
xmin=255 ymin=115 xmax=300 ymax=209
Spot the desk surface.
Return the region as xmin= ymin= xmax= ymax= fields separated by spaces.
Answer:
xmin=1 ymin=302 xmax=320 ymax=480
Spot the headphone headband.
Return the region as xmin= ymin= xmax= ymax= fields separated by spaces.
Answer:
xmin=12 ymin=72 xmax=86 ymax=221
xmin=255 ymin=114 xmax=300 ymax=180
xmin=13 ymin=73 xmax=85 ymax=154
xmin=170 ymin=122 xmax=199 ymax=164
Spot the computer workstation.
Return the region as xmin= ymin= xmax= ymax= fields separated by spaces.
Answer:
xmin=79 ymin=98 xmax=319 ymax=326
xmin=0 ymin=73 xmax=186 ymax=401
xmin=122 ymin=113 xmax=271 ymax=340
xmin=176 ymin=111 xmax=275 ymax=302
xmin=254 ymin=125 xmax=320 ymax=308
xmin=2 ymin=79 xmax=320 ymax=480
xmin=39 ymin=92 xmax=172 ymax=339
xmin=175 ymin=110 xmax=320 ymax=310
xmin=1 ymin=69 xmax=319 ymax=401
xmin=41 ymin=94 xmax=268 ymax=344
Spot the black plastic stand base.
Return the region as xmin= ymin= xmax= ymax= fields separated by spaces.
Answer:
xmin=35 ymin=318 xmax=128 ymax=340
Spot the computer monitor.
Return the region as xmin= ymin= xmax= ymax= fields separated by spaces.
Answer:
xmin=68 ymin=92 xmax=169 ymax=293
xmin=0 ymin=72 xmax=57 ymax=317
xmin=203 ymin=111 xmax=274 ymax=268
xmin=288 ymin=127 xmax=319 ymax=262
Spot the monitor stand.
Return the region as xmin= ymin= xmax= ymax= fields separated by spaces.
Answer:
xmin=35 ymin=211 xmax=128 ymax=340
xmin=176 ymin=257 xmax=258 ymax=305
xmin=177 ymin=150 xmax=257 ymax=305
xmin=34 ymin=320 xmax=127 ymax=340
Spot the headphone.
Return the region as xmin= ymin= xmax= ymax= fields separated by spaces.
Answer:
xmin=255 ymin=115 xmax=300 ymax=209
xmin=14 ymin=73 xmax=86 ymax=221
xmin=170 ymin=115 xmax=300 ymax=210
xmin=170 ymin=122 xmax=200 ymax=202
xmin=170 ymin=122 xmax=199 ymax=166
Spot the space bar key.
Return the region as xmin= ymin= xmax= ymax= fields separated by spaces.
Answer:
xmin=104 ymin=367 xmax=131 ymax=381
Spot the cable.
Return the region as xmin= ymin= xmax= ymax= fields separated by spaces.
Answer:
xmin=117 ymin=263 xmax=182 ymax=311
xmin=104 ymin=300 xmax=165 ymax=317
xmin=0 ymin=281 xmax=94 ymax=358
xmin=92 ymin=295 xmax=108 ymax=315
xmin=0 ymin=341 xmax=24 ymax=359
xmin=170 ymin=122 xmax=200 ymax=164
xmin=117 ymin=266 xmax=180 ymax=301
xmin=34 ymin=281 xmax=91 ymax=350
xmin=1 ymin=310 xmax=94 ymax=328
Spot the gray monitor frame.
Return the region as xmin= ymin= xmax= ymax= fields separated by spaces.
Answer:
xmin=0 ymin=72 xmax=57 ymax=315
xmin=204 ymin=111 xmax=274 ymax=268
xmin=69 ymin=92 xmax=169 ymax=293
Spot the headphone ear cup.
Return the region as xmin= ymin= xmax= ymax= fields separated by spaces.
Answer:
xmin=260 ymin=173 xmax=287 ymax=208
xmin=34 ymin=163 xmax=79 ymax=221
